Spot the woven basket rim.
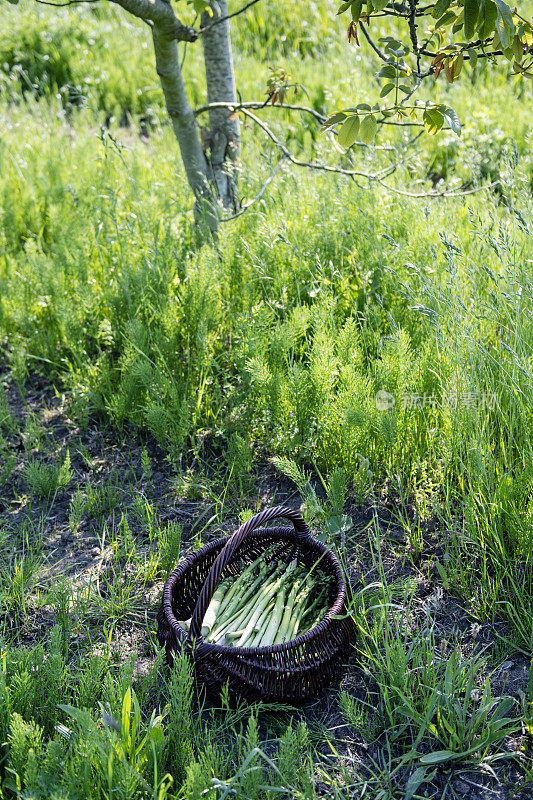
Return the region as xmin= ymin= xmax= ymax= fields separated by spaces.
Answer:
xmin=162 ymin=526 xmax=348 ymax=657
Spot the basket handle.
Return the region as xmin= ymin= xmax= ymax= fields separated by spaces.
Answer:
xmin=188 ymin=505 xmax=313 ymax=642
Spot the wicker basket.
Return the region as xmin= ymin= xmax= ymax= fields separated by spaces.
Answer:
xmin=156 ymin=505 xmax=355 ymax=704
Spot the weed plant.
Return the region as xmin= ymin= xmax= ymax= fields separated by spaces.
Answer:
xmin=23 ymin=451 xmax=72 ymax=499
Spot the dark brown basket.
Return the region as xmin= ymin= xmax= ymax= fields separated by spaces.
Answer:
xmin=156 ymin=505 xmax=355 ymax=704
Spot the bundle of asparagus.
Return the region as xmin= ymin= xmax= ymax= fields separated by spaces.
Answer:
xmin=178 ymin=547 xmax=332 ymax=647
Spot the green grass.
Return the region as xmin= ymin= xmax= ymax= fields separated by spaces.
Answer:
xmin=23 ymin=451 xmax=72 ymax=499
xmin=0 ymin=0 xmax=533 ymax=797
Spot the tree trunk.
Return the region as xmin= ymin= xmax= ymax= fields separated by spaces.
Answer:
xmin=201 ymin=0 xmax=241 ymax=213
xmin=152 ymin=23 xmax=218 ymax=234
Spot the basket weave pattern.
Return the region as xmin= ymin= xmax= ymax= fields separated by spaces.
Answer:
xmin=156 ymin=506 xmax=355 ymax=704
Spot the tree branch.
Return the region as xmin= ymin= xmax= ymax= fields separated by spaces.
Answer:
xmin=408 ymin=0 xmax=421 ymax=72
xmin=110 ymin=0 xmax=198 ymax=41
xmin=195 ymin=100 xmax=326 ymax=124
xmin=359 ymin=21 xmax=390 ymax=61
xmin=376 ymin=179 xmax=500 ymax=197
xmin=34 ymin=0 xmax=101 ymax=6
xmin=421 ymin=44 xmax=533 ymax=60
xmin=199 ymin=0 xmax=262 ymax=34
xmin=195 ymin=100 xmax=427 ymax=150
xmin=359 ymin=21 xmax=416 ymax=74
xmin=220 ymin=156 xmax=287 ymax=222
xmin=379 ymin=119 xmax=424 ymax=126
xmin=202 ymin=105 xmax=495 ymax=221
xmin=216 ymin=106 xmax=403 ymax=182
xmin=221 ymin=122 xmax=496 ymax=221
xmin=387 ymin=1 xmax=435 ymax=13
xmin=400 ymin=73 xmax=424 ymax=105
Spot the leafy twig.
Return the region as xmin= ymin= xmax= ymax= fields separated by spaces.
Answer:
xmin=217 ymin=106 xmax=401 ymax=180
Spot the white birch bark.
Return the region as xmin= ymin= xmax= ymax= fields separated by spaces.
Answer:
xmin=152 ymin=23 xmax=218 ymax=233
xmin=201 ymin=0 xmax=241 ymax=212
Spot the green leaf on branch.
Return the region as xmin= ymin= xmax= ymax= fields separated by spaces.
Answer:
xmin=503 ymin=45 xmax=515 ymax=60
xmin=337 ymin=115 xmax=361 ymax=147
xmin=480 ymin=0 xmax=498 ymax=38
xmin=434 ymin=10 xmax=457 ymax=28
xmin=423 ymin=107 xmax=445 ymax=134
xmin=322 ymin=111 xmax=347 ymax=131
xmin=468 ymin=48 xmax=478 ymax=68
xmin=464 ymin=0 xmax=479 ymax=39
xmin=494 ymin=0 xmax=516 ymax=49
xmin=452 ymin=9 xmax=465 ymax=32
xmin=495 ymin=15 xmax=510 ymax=47
xmin=351 ymin=0 xmax=363 ymax=22
xmin=494 ymin=0 xmax=515 ymax=32
xmin=513 ymin=61 xmax=533 ymax=77
xmin=433 ymin=0 xmax=452 ymax=17
xmin=512 ymin=35 xmax=523 ymax=62
xmin=378 ymin=64 xmax=398 ymax=79
xmin=359 ymin=114 xmax=377 ymax=143
xmin=438 ymin=104 xmax=461 ymax=135
xmin=193 ymin=0 xmax=212 ymax=12
xmin=337 ymin=0 xmax=352 ymax=12
xmin=380 ymin=82 xmax=395 ymax=97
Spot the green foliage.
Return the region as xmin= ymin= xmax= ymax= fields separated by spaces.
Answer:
xmin=74 ymin=655 xmax=109 ymax=709
xmin=518 ymin=659 xmax=533 ymax=738
xmin=83 ymin=479 xmax=121 ymax=518
xmin=23 ymin=451 xmax=72 ymax=499
xmin=0 ymin=550 xmax=40 ymax=632
xmin=159 ymin=521 xmax=183 ymax=578
xmin=233 ymin=0 xmax=341 ymax=59
xmin=0 ymin=638 xmax=173 ymax=798
xmin=22 ymin=413 xmax=44 ymax=452
xmin=276 ymin=720 xmax=313 ymax=795
xmin=140 ymin=446 xmax=152 ymax=488
xmin=238 ymin=712 xmax=262 ymax=800
xmin=0 ymin=91 xmax=531 ymax=651
xmin=0 ymin=449 xmax=16 ymax=488
xmin=0 ymin=7 xmax=164 ymax=121
xmin=339 ymin=690 xmax=381 ymax=740
xmin=0 ymin=389 xmax=17 ymax=435
xmin=68 ymin=488 xmax=85 ymax=532
xmin=352 ymin=583 xmax=521 ymax=762
xmin=7 ymin=712 xmax=43 ymax=785
xmin=224 ymin=432 xmax=254 ymax=492
xmin=165 ymin=648 xmax=194 ymax=783
xmin=333 ymin=0 xmax=533 ymax=139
